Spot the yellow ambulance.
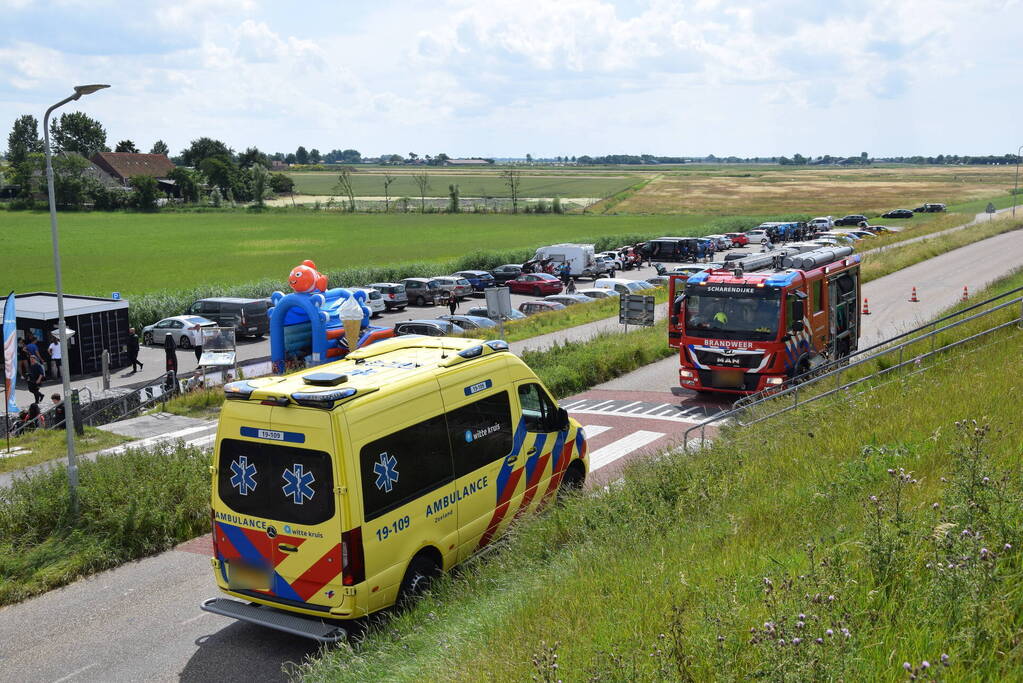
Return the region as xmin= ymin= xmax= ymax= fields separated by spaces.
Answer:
xmin=201 ymin=336 xmax=588 ymax=642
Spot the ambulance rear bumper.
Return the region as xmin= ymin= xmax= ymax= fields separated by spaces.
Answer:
xmin=200 ymin=597 xmax=348 ymax=643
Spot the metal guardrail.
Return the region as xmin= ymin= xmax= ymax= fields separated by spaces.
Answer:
xmin=684 ymin=287 xmax=1023 ymax=450
xmin=76 ymin=373 xmax=181 ymax=428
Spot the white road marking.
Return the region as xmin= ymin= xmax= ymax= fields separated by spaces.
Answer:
xmin=52 ymin=663 xmax=99 ymax=683
xmin=582 ymin=425 xmax=612 ymax=439
xmin=99 ymin=424 xmax=215 ymax=455
xmin=589 ymin=430 xmax=665 ymax=472
xmin=184 ymin=434 xmax=216 ymax=449
xmin=569 ymin=407 xmax=711 ymax=423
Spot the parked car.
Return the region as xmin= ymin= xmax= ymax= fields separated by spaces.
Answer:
xmin=812 ymin=238 xmax=841 ymax=247
xmin=367 ymin=282 xmax=408 ymax=311
xmin=465 ymin=305 xmax=527 ymax=321
xmin=453 ymin=270 xmax=497 ymax=292
xmin=437 ymin=314 xmax=498 ymax=330
xmin=577 ymin=287 xmax=620 ymax=299
xmin=597 ymin=251 xmax=624 ymax=269
xmin=724 ymin=232 xmax=749 ymax=246
xmin=836 ymin=230 xmax=875 ymax=239
xmin=519 ymin=301 xmax=566 ymax=316
xmin=882 ymin=209 xmax=914 ymax=219
xmin=430 ymin=276 xmax=473 ymax=301
xmin=490 ymin=264 xmax=524 ymax=283
xmin=592 ymin=256 xmax=617 ymax=275
xmin=667 ymin=264 xmax=711 ymax=280
xmin=745 ymin=229 xmax=770 ymax=244
xmin=834 ymin=214 xmax=869 ymax=226
xmin=862 ymin=224 xmax=894 ymax=233
xmin=507 ymin=273 xmax=563 ymax=296
xmin=186 ymin=297 xmax=269 ymax=338
xmin=545 ymin=294 xmax=593 ymax=306
xmin=645 ymin=275 xmax=670 ymax=287
xmin=401 ymin=278 xmax=440 ymax=306
xmin=913 ymin=203 xmax=946 ymax=213
xmin=346 ymin=287 xmax=385 ymax=317
xmin=592 ymin=278 xmax=651 ymax=295
xmin=705 ymin=234 xmax=732 ymax=250
xmin=819 ymin=232 xmax=859 ymax=244
xmin=393 ymin=319 xmax=465 ymax=337
xmin=143 ymin=315 xmax=217 ymax=348
xmin=808 ymin=216 xmax=835 ymax=231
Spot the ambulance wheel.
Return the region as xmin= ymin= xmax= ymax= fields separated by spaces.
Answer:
xmin=397 ymin=554 xmax=439 ymax=608
xmin=558 ymin=462 xmax=586 ymax=502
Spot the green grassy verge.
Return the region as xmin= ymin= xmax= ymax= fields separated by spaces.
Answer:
xmin=0 ymin=443 xmax=211 ymax=606
xmin=0 ymin=427 xmax=131 ymax=475
xmin=296 ymin=273 xmax=1023 ymax=682
xmin=152 ymin=386 xmax=226 ymax=418
xmin=862 ymin=214 xmax=1023 ymax=283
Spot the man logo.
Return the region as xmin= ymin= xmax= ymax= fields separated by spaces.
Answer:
xmin=464 ymin=429 xmax=473 ymax=443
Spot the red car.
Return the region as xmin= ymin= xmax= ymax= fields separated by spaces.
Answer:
xmin=724 ymin=232 xmax=749 ymax=247
xmin=507 ymin=273 xmax=563 ymax=296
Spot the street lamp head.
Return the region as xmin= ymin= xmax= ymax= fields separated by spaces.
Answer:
xmin=73 ymin=84 xmax=110 ymax=98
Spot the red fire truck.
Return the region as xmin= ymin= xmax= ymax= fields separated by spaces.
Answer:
xmin=668 ymin=247 xmax=861 ymax=394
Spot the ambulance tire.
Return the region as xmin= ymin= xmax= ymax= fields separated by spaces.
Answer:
xmin=557 ymin=462 xmax=586 ymax=503
xmin=397 ymin=553 xmax=440 ymax=609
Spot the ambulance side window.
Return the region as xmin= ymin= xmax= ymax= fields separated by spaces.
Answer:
xmin=518 ymin=383 xmax=557 ymax=433
xmin=448 ymin=391 xmax=514 ymax=476
xmin=359 ymin=414 xmax=453 ymax=522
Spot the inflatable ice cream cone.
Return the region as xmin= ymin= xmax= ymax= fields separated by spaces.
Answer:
xmin=338 ymin=295 xmax=364 ymax=353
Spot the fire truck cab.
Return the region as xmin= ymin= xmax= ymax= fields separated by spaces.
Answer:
xmin=668 ymin=247 xmax=861 ymax=394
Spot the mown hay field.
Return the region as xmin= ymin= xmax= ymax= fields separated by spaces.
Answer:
xmin=288 ymin=170 xmax=640 ymax=198
xmin=612 ymin=165 xmax=1018 ymax=215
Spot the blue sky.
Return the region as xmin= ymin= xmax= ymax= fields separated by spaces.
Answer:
xmin=1 ymin=0 xmax=1020 ymax=158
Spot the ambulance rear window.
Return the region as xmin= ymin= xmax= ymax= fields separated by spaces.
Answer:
xmin=218 ymin=439 xmax=335 ymax=526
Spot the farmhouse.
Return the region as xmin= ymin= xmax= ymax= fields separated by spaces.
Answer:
xmin=89 ymin=152 xmax=177 ymax=195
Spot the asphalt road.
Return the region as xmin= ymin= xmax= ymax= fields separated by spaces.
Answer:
xmin=3 ymin=223 xmax=1023 ymax=682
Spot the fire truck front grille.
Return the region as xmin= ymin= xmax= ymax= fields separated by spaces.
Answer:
xmin=693 ymin=349 xmax=764 ymax=369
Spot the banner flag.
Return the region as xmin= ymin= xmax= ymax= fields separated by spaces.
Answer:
xmin=3 ymin=292 xmax=17 ymax=414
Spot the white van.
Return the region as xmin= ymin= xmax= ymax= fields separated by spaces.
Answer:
xmin=592 ymin=278 xmax=651 ymax=295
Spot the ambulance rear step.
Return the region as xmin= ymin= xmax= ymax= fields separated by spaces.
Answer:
xmin=201 ymin=597 xmax=348 ymax=643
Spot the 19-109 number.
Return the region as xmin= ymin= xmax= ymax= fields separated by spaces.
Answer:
xmin=375 ymin=515 xmax=411 ymax=541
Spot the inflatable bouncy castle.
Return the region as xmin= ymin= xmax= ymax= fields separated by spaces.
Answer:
xmin=269 ymin=260 xmax=394 ymax=373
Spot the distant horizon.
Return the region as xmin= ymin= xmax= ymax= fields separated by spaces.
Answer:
xmin=2 ymin=1 xmax=1020 ymax=159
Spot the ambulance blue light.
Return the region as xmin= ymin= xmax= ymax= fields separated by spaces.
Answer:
xmin=290 ymin=388 xmax=358 ymax=409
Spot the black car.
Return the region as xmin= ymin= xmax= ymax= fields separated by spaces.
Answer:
xmin=913 ymin=203 xmax=946 ymax=213
xmin=186 ymin=297 xmax=269 ymax=338
xmin=490 ymin=264 xmax=523 ymax=283
xmin=882 ymin=209 xmax=914 ymax=219
xmin=834 ymin=214 xmax=869 ymax=226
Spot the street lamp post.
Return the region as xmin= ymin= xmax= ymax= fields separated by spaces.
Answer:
xmin=42 ymin=84 xmax=109 ymax=516
xmin=1013 ymin=144 xmax=1022 ymax=218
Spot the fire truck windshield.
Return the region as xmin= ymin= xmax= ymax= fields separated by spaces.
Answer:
xmin=684 ymin=289 xmax=781 ymax=341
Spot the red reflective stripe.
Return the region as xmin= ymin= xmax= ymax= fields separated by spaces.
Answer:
xmin=477 ymin=467 xmax=524 ymax=550
xmin=292 ymin=543 xmax=343 ymax=601
xmin=512 ymin=453 xmax=550 ymax=523
xmin=539 ymin=438 xmax=576 ymax=508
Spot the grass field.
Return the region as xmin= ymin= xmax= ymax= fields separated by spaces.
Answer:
xmin=613 ymin=165 xmax=1018 ymax=215
xmin=297 ymin=270 xmax=1023 ymax=682
xmin=289 ymin=170 xmax=639 ymax=198
xmin=0 ymin=212 xmax=709 ymax=296
xmin=0 ymin=427 xmax=131 ymax=474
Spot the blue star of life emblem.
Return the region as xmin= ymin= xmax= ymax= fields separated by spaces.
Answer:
xmin=230 ymin=456 xmax=258 ymax=496
xmin=373 ymin=452 xmax=399 ymax=493
xmin=282 ymin=463 xmax=316 ymax=504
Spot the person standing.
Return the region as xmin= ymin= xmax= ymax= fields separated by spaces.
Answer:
xmin=164 ymin=335 xmax=178 ymax=376
xmin=51 ymin=393 xmax=66 ymax=430
xmin=25 ymin=335 xmax=43 ymax=365
xmin=17 ymin=338 xmax=29 ymax=381
xmin=127 ymin=327 xmax=143 ymax=373
xmin=447 ymin=293 xmax=458 ymax=316
xmin=47 ymin=335 xmax=62 ymax=381
xmin=26 ymin=357 xmax=45 ymax=404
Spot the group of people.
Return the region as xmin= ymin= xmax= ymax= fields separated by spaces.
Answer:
xmin=16 ymin=335 xmax=64 ymax=404
xmin=11 ymin=393 xmax=65 ymax=436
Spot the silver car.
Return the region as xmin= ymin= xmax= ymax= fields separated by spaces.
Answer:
xmin=142 ymin=315 xmax=217 ymax=348
xmin=576 ymin=287 xmax=620 ymax=300
xmin=430 ymin=276 xmax=473 ymax=301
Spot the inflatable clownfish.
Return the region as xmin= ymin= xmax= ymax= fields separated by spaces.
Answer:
xmin=288 ymin=259 xmax=328 ymax=294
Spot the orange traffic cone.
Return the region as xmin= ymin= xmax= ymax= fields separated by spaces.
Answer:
xmin=962 ymin=285 xmax=969 ymax=302
xmin=862 ymin=298 xmax=871 ymax=315
xmin=909 ymin=287 xmax=919 ymax=303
